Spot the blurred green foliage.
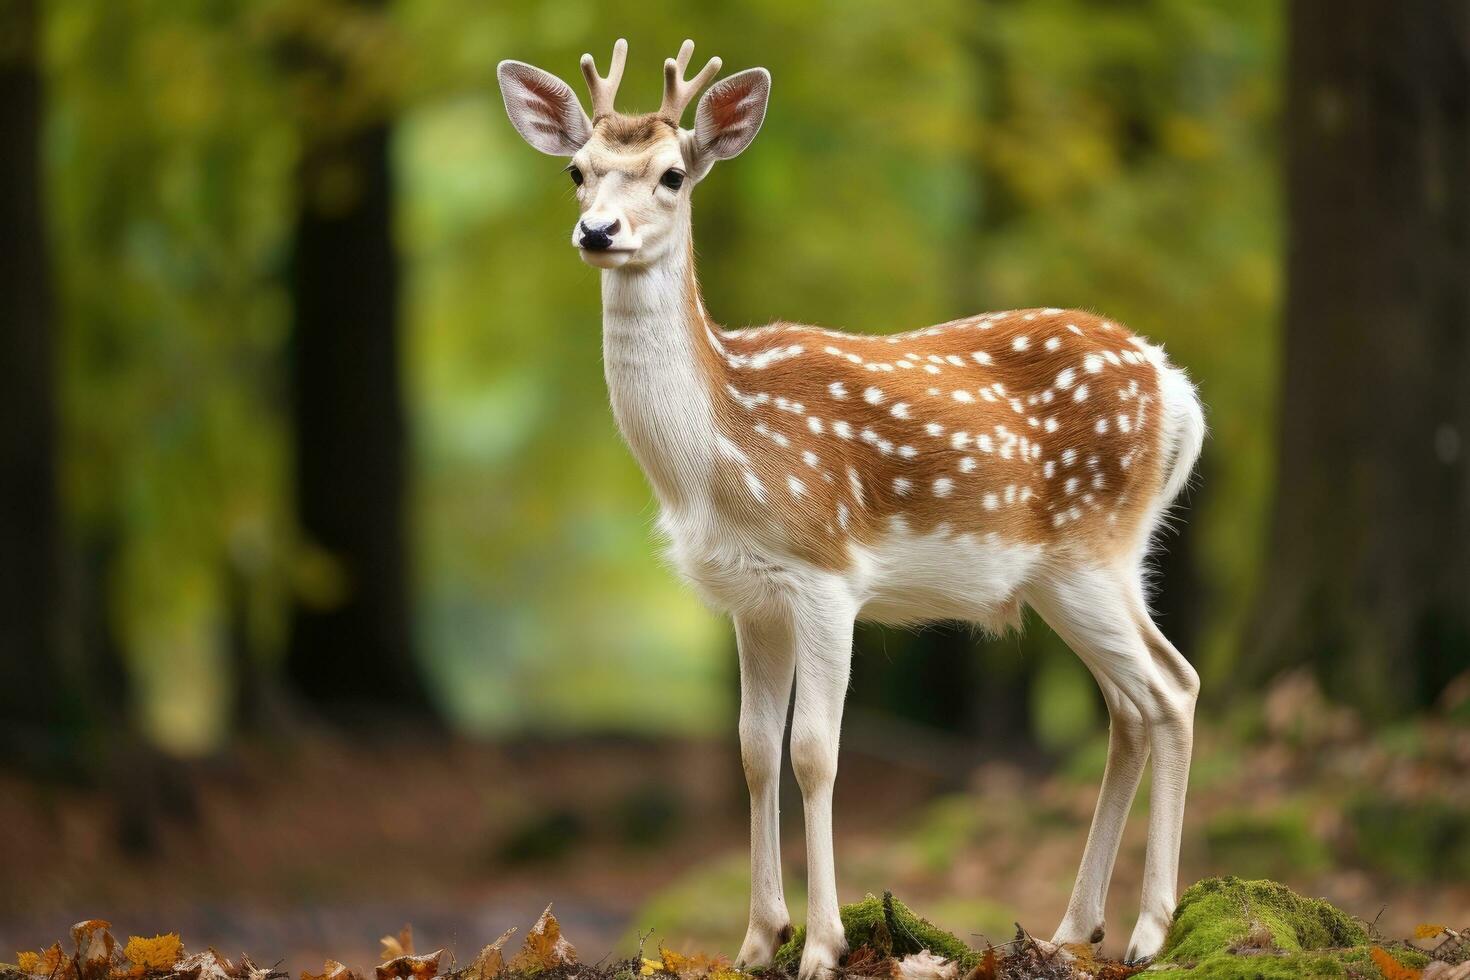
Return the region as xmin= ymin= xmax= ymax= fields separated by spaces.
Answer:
xmin=40 ymin=0 xmax=1279 ymax=752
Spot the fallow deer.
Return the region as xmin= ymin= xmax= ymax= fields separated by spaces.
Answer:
xmin=497 ymin=39 xmax=1205 ymax=977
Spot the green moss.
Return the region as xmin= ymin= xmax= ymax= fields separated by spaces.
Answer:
xmin=1159 ymin=877 xmax=1367 ymax=965
xmin=772 ymin=893 xmax=979 ymax=973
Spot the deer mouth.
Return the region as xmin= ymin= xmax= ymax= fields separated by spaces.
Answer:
xmin=578 ymin=246 xmax=636 ymax=268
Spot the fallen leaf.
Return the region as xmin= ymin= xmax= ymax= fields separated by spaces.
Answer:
xmin=174 ymin=950 xmax=234 ymax=980
xmin=1370 ymin=946 xmax=1423 ymax=980
xmin=463 ymin=929 xmax=517 ymax=980
xmin=24 ymin=943 xmax=72 ymax=980
xmin=639 ymin=960 xmax=663 ymax=976
xmin=379 ymin=928 xmax=414 ymax=963
xmin=508 ymin=906 xmax=576 ymax=973
xmin=237 ymin=955 xmax=285 ymax=980
xmin=300 ymin=961 xmax=358 ymax=980
xmin=961 ymin=948 xmax=997 ymax=980
xmin=1418 ymin=926 xmax=1451 ymax=940
xmin=123 ymin=936 xmax=184 ymax=973
xmin=894 ymin=950 xmax=958 ymax=980
xmin=73 ymin=921 xmax=118 ymax=980
xmin=375 ymin=950 xmax=443 ymax=980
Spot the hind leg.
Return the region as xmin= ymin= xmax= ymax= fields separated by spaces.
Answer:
xmin=1050 ymin=670 xmax=1149 ymax=948
xmin=1124 ymin=596 xmax=1199 ymax=961
xmin=1026 ymin=563 xmax=1198 ymax=962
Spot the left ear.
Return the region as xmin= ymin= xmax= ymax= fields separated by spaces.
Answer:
xmin=687 ymin=68 xmax=770 ymax=180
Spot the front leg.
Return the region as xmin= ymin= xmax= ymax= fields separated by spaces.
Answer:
xmin=787 ymin=592 xmax=857 ymax=980
xmin=733 ymin=614 xmax=797 ymax=968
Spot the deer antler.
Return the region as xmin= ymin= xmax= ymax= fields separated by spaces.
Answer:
xmin=659 ymin=39 xmax=722 ymax=124
xmin=580 ymin=38 xmax=628 ymax=121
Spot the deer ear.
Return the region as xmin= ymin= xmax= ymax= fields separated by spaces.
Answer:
xmin=497 ymin=60 xmax=593 ymax=156
xmin=690 ymin=68 xmax=770 ymax=178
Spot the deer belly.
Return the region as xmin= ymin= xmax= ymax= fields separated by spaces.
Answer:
xmin=853 ymin=528 xmax=1042 ymax=630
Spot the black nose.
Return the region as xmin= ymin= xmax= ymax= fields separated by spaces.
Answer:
xmin=579 ymin=218 xmax=620 ymax=251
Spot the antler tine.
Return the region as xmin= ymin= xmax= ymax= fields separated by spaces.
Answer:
xmin=580 ymin=38 xmax=628 ymax=121
xmin=659 ymin=38 xmax=722 ymax=124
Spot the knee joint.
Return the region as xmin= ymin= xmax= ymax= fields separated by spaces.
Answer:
xmin=739 ymin=721 xmax=783 ymax=790
xmin=788 ymin=728 xmax=837 ymax=794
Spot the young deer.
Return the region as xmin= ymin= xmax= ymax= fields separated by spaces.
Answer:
xmin=498 ymin=40 xmax=1205 ymax=976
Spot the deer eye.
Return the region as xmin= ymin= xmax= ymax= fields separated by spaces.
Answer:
xmin=660 ymin=169 xmax=686 ymax=191
xmin=567 ymin=165 xmax=584 ymax=186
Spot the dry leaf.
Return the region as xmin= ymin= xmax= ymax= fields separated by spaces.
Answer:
xmin=508 ymin=906 xmax=576 ymax=973
xmin=124 ymin=936 xmax=184 ymax=973
xmin=375 ymin=950 xmax=443 ymax=980
xmin=638 ymin=960 xmax=663 ymax=977
xmin=464 ymin=930 xmax=517 ymax=980
xmin=24 ymin=943 xmax=72 ymax=980
xmin=237 ymin=955 xmax=284 ymax=980
xmin=1419 ymin=926 xmax=1451 ymax=940
xmin=379 ymin=928 xmax=414 ymax=963
xmin=894 ymin=951 xmax=958 ymax=980
xmin=301 ymin=961 xmax=358 ymax=980
xmin=174 ymin=950 xmax=234 ymax=980
xmin=961 ymin=948 xmax=997 ymax=980
xmin=1370 ymin=947 xmax=1423 ymax=980
xmin=73 ymin=921 xmax=118 ymax=980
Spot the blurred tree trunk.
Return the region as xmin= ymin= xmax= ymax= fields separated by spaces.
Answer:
xmin=283 ymin=0 xmax=434 ymax=719
xmin=1250 ymin=0 xmax=1470 ymax=716
xmin=0 ymin=0 xmax=70 ymax=756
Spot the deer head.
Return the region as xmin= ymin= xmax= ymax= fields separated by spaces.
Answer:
xmin=497 ymin=39 xmax=770 ymax=269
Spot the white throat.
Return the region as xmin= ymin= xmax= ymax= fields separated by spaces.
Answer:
xmin=600 ymin=244 xmax=720 ymax=509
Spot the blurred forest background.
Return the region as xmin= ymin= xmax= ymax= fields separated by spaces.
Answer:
xmin=1 ymin=0 xmax=1467 ymax=971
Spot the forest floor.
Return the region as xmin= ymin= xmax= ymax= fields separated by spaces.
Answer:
xmin=1 ymin=672 xmax=1467 ymax=978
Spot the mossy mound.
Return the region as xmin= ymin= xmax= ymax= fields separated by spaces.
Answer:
xmin=1149 ymin=877 xmax=1426 ymax=978
xmin=1159 ymin=876 xmax=1367 ymax=962
xmin=771 ymin=892 xmax=979 ymax=973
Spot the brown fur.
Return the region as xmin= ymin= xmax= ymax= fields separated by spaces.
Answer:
xmin=696 ymin=307 xmax=1170 ymax=570
xmin=596 ymin=112 xmax=677 ymax=150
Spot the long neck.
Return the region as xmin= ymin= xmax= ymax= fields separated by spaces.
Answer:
xmin=601 ymin=241 xmax=725 ymax=507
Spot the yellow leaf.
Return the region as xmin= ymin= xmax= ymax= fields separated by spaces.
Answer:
xmin=26 ymin=943 xmax=70 ymax=980
xmin=508 ymin=906 xmax=576 ymax=974
xmin=1415 ymin=925 xmax=1447 ymax=940
xmin=123 ymin=935 xmax=183 ymax=972
xmin=639 ymin=961 xmax=663 ymax=976
xmin=18 ymin=953 xmax=42 ymax=974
